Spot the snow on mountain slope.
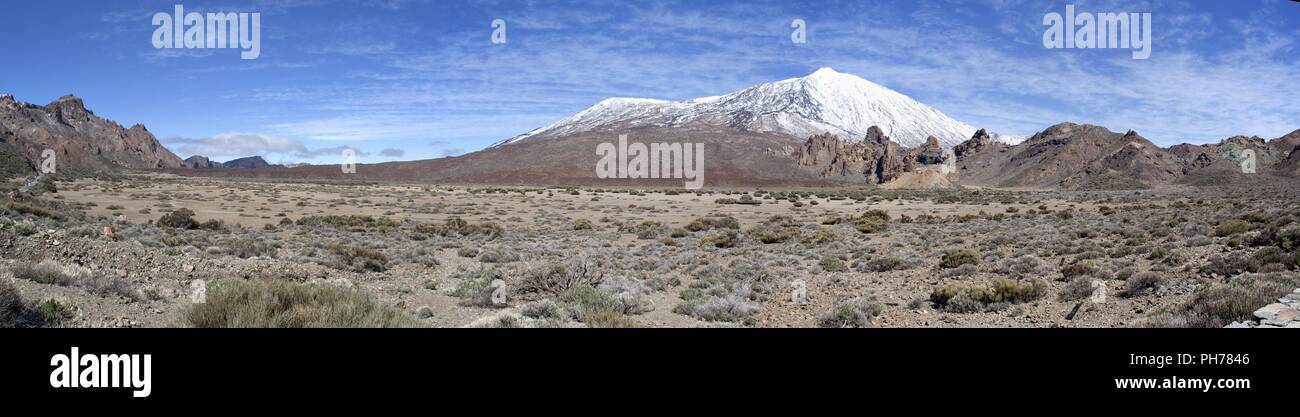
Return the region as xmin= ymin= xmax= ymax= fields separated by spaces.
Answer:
xmin=494 ymin=68 xmax=1017 ymax=149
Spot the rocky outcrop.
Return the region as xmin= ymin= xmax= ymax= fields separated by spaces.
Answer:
xmin=913 ymin=136 xmax=946 ymax=165
xmin=796 ymin=126 xmax=921 ymax=184
xmin=0 ymin=93 xmax=185 ymax=176
xmin=796 ymin=132 xmax=871 ymax=178
xmin=1268 ymin=129 xmax=1300 ymax=158
xmin=184 ymin=155 xmax=221 ymax=169
xmin=953 ymin=129 xmax=996 ymax=160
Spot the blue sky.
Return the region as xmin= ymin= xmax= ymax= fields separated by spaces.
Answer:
xmin=1 ymin=0 xmax=1296 ymax=164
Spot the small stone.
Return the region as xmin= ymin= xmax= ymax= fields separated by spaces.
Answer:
xmin=102 ymin=227 xmax=114 ymax=239
xmin=182 ymin=264 xmax=194 ymax=273
xmin=1224 ymin=321 xmax=1252 ymax=329
xmin=415 ymin=306 xmax=433 ymax=319
xmin=1253 ymin=303 xmax=1288 ymax=321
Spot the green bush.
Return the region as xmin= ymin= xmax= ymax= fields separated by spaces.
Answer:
xmin=852 ymin=210 xmax=890 ymax=233
xmin=819 ymin=257 xmax=848 ymax=272
xmin=1215 ymin=219 xmax=1252 ymax=237
xmin=700 ymin=230 xmax=738 ymax=248
xmin=1122 ymin=272 xmax=1163 ymax=297
xmin=157 ymin=208 xmax=198 ymax=229
xmin=326 ymin=244 xmax=388 ymax=272
xmin=556 ymin=285 xmax=625 ymax=323
xmin=818 ymin=296 xmax=883 ymax=328
xmin=37 ymin=299 xmax=74 ymax=326
xmin=685 ymin=216 xmax=740 ymax=232
xmin=929 ymin=278 xmax=1046 ymax=313
xmin=746 ymin=224 xmax=799 ymax=244
xmin=940 ymin=248 xmax=980 ymax=269
xmin=180 ymin=279 xmax=421 ymax=328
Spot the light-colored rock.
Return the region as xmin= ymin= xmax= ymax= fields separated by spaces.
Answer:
xmin=1253 ymin=303 xmax=1288 ymax=321
xmin=1274 ymin=306 xmax=1297 ymax=322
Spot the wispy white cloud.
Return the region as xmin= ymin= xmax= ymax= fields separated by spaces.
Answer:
xmin=162 ymin=132 xmax=368 ymax=160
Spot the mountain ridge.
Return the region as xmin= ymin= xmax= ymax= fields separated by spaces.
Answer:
xmin=494 ymin=68 xmax=1024 ymax=149
xmin=0 ymin=93 xmax=184 ymax=176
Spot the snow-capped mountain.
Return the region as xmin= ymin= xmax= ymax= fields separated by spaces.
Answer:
xmin=494 ymin=67 xmax=1022 ymax=149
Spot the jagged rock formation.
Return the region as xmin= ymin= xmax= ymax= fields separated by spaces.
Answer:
xmin=913 ymin=136 xmax=946 ymax=165
xmin=0 ymin=93 xmax=184 ymax=176
xmin=184 ymin=155 xmax=221 ymax=169
xmin=796 ymin=126 xmax=920 ymax=184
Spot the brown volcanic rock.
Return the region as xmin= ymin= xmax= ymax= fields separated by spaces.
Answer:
xmin=796 ymin=132 xmax=871 ymax=178
xmin=1276 ymin=144 xmax=1300 ymax=176
xmin=795 ymin=126 xmax=915 ymax=184
xmin=864 ymin=126 xmax=911 ymax=183
xmin=0 ymin=93 xmax=184 ymax=175
xmin=222 ymin=156 xmax=276 ymax=169
xmin=184 ymin=155 xmax=221 ymax=169
xmin=1267 ymin=129 xmax=1300 ymax=158
xmin=953 ymin=128 xmax=1004 ymax=159
xmin=955 ymin=123 xmax=1182 ymax=189
xmin=914 ymin=136 xmax=945 ymax=165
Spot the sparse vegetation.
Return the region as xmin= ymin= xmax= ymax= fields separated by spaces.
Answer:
xmin=939 ymin=248 xmax=980 ymax=269
xmin=930 ymin=278 xmax=1047 ymax=313
xmin=180 ymin=278 xmax=421 ymax=328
